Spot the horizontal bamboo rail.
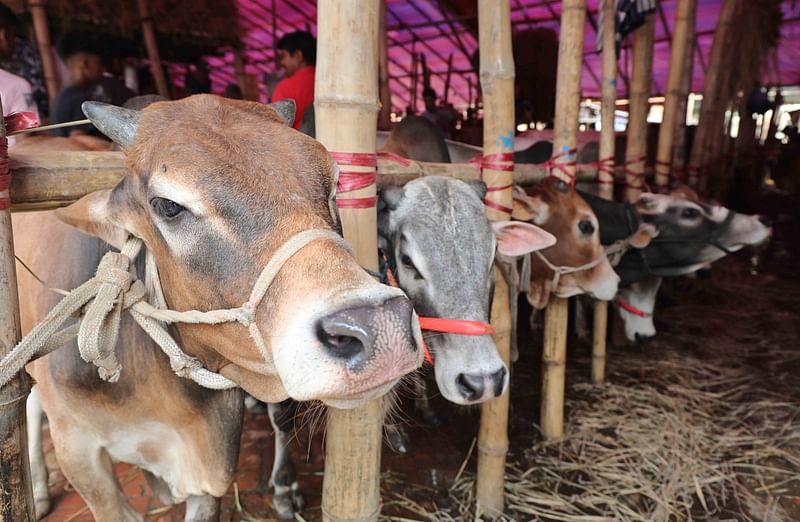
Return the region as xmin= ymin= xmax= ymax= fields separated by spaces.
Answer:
xmin=7 ymin=152 xmax=628 ymax=211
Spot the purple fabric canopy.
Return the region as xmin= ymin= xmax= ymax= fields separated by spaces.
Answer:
xmin=201 ymin=0 xmax=800 ymax=113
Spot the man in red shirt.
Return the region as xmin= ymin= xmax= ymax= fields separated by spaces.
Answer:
xmin=272 ymin=31 xmax=316 ymax=131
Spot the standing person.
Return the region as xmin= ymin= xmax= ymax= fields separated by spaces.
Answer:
xmin=0 ymin=2 xmax=48 ymax=117
xmin=50 ymin=33 xmax=105 ymax=138
xmin=272 ymin=30 xmax=316 ymax=130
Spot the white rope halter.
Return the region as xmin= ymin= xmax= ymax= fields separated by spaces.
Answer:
xmin=0 ymin=229 xmax=350 ymax=390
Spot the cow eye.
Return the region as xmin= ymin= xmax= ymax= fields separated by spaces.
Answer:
xmin=400 ymin=254 xmax=423 ymax=279
xmin=150 ymin=197 xmax=185 ymax=219
xmin=578 ymin=219 xmax=595 ymax=236
xmin=681 ymin=207 xmax=701 ymax=219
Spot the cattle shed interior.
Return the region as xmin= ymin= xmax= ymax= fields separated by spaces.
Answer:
xmin=2 ymin=0 xmax=800 ymax=521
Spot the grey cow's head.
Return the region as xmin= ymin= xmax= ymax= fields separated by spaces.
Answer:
xmin=378 ymin=177 xmax=555 ymax=404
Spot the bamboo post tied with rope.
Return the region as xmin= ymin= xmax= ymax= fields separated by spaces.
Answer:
xmin=138 ymin=0 xmax=170 ymax=99
xmin=316 ymin=1 xmax=384 ymax=520
xmin=0 ymin=97 xmax=36 ymax=521
xmin=687 ymin=0 xmax=736 ymax=189
xmin=541 ymin=0 xmax=586 ymax=442
xmin=623 ymin=15 xmax=655 ymax=203
xmin=671 ymin=3 xmax=697 ymax=184
xmin=592 ymin=0 xmax=618 ymax=386
xmin=28 ymin=0 xmax=59 ymax=104
xmin=475 ymin=0 xmax=515 ymax=516
xmin=655 ymin=0 xmax=698 ymax=190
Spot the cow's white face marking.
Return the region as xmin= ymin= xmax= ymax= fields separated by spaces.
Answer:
xmin=619 ymin=276 xmax=662 ymax=342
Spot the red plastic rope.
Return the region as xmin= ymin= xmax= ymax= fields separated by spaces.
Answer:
xmin=593 ymin=155 xmax=616 ymax=185
xmin=615 ymin=296 xmax=650 ymax=318
xmin=0 ymin=137 xmax=9 ymax=210
xmin=477 ymin=152 xmax=515 ymax=214
xmin=376 ymin=150 xmax=413 ymax=166
xmin=331 ymin=151 xmax=378 ymax=209
xmin=4 ymin=111 xmax=40 ymax=134
xmin=623 ymin=156 xmax=648 ymax=191
xmin=544 ymin=148 xmax=578 ymax=183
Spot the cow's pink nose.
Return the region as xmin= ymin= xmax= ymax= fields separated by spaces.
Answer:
xmin=316 ymin=296 xmax=416 ymax=369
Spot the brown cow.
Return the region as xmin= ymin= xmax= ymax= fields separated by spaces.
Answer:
xmin=511 ymin=176 xmax=620 ymax=309
xmin=17 ymin=95 xmax=422 ymax=520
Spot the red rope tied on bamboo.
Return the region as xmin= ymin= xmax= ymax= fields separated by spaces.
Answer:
xmin=479 ymin=152 xmax=515 ymax=215
xmin=672 ymin=164 xmax=688 ymax=184
xmin=330 ymin=151 xmax=378 ymax=209
xmin=623 ymin=156 xmax=649 ymax=192
xmin=0 ymin=136 xmax=9 ymax=211
xmin=4 ymin=111 xmax=40 ymax=134
xmin=376 ymin=150 xmax=413 ymax=167
xmin=593 ymin=156 xmax=616 ymax=186
xmin=544 ymin=148 xmax=578 ymax=185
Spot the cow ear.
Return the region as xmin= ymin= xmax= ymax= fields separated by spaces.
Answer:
xmin=268 ymin=99 xmax=296 ymax=127
xmin=378 ymin=186 xmax=404 ymax=211
xmin=55 ymin=190 xmax=129 ymax=249
xmin=492 ymin=221 xmax=556 ymax=257
xmin=512 ymin=191 xmax=549 ymax=225
xmin=630 ymin=223 xmax=658 ymax=249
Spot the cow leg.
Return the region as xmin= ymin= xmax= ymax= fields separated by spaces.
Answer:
xmin=185 ymin=495 xmax=220 ymax=522
xmin=413 ymin=376 xmax=442 ymax=427
xmin=573 ymin=296 xmax=591 ymax=342
xmin=142 ymin=470 xmax=177 ymax=506
xmin=48 ymin=417 xmax=142 ymax=522
xmin=26 ymin=386 xmax=50 ymax=520
xmin=267 ymin=401 xmax=303 ymax=519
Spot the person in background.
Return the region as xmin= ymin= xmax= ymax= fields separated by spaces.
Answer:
xmin=95 ymin=44 xmax=135 ymax=107
xmin=0 ymin=2 xmax=48 ymax=117
xmin=0 ymin=67 xmax=38 ymax=146
xmin=272 ymin=30 xmax=316 ymax=130
xmin=50 ymin=33 xmax=105 ymax=138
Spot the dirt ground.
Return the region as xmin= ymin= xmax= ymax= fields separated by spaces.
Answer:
xmin=40 ymin=189 xmax=800 ymax=521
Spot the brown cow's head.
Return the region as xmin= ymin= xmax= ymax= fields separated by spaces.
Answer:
xmin=512 ymin=177 xmax=620 ymax=308
xmin=57 ymin=95 xmax=423 ymax=408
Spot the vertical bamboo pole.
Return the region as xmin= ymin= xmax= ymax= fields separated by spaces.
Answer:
xmin=592 ymin=0 xmax=617 ymax=386
xmin=672 ymin=4 xmax=697 ymax=182
xmin=316 ymin=2 xmax=382 ymax=521
xmin=0 ymin=98 xmax=35 ymax=521
xmin=687 ymin=0 xmax=736 ymax=187
xmin=233 ymin=48 xmax=247 ymax=97
xmin=541 ymin=0 xmax=586 ymax=441
xmin=410 ymin=39 xmax=418 ymax=113
xmin=377 ymin=0 xmax=391 ymax=131
xmin=28 ymin=0 xmax=59 ymax=105
xmin=655 ymin=0 xmax=697 ymax=190
xmin=475 ymin=2 xmax=515 ymax=515
xmin=138 ymin=0 xmax=170 ymax=99
xmin=623 ymin=16 xmax=655 ymax=203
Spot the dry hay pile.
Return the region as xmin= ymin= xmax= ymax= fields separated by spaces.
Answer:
xmin=382 ymin=351 xmax=800 ymax=521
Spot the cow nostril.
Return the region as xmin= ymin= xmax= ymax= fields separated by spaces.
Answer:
xmin=758 ymin=215 xmax=773 ymax=227
xmin=634 ymin=333 xmax=654 ymax=344
xmin=316 ymin=327 xmax=365 ymax=361
xmin=490 ymin=367 xmax=507 ymax=397
xmin=456 ymin=373 xmax=484 ymax=402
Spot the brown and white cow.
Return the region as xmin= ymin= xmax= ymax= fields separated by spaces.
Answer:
xmin=17 ymin=94 xmax=423 ymax=520
xmin=511 ymin=176 xmax=620 ymax=309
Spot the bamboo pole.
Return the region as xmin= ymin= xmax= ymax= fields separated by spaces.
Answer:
xmin=672 ymin=4 xmax=697 ymax=183
xmin=377 ymin=0 xmax=391 ymax=130
xmin=655 ymin=0 xmax=697 ymax=190
xmin=233 ymin=48 xmax=248 ymax=98
xmin=541 ymin=0 xmax=586 ymax=442
xmin=623 ymin=16 xmax=655 ymax=203
xmin=6 ymin=151 xmax=612 ymax=212
xmin=316 ymin=2 xmax=383 ymax=521
xmin=28 ymin=0 xmax=59 ymax=105
xmin=475 ymin=1 xmax=515 ymax=515
xmin=0 ymin=97 xmax=35 ymax=521
xmin=592 ymin=0 xmax=617 ymax=386
xmin=443 ymin=54 xmax=454 ymax=104
xmin=476 ymin=266 xmax=511 ymax=518
xmin=687 ymin=0 xmax=736 ymax=188
xmin=138 ymin=0 xmax=170 ymax=99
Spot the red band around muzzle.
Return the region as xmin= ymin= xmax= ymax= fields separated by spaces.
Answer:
xmin=418 ymin=317 xmax=496 ymax=365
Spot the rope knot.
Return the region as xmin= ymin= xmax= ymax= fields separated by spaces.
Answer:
xmin=95 ymin=252 xmax=135 ymax=291
xmin=237 ymin=302 xmax=256 ymax=327
xmin=170 ymin=355 xmax=202 ymax=379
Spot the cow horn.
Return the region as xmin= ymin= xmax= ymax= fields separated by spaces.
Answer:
xmin=81 ymin=102 xmax=141 ymax=149
xmin=268 ymin=99 xmax=296 ymax=127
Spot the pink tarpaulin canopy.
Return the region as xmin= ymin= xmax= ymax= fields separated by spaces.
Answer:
xmin=201 ymin=0 xmax=800 ymax=113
